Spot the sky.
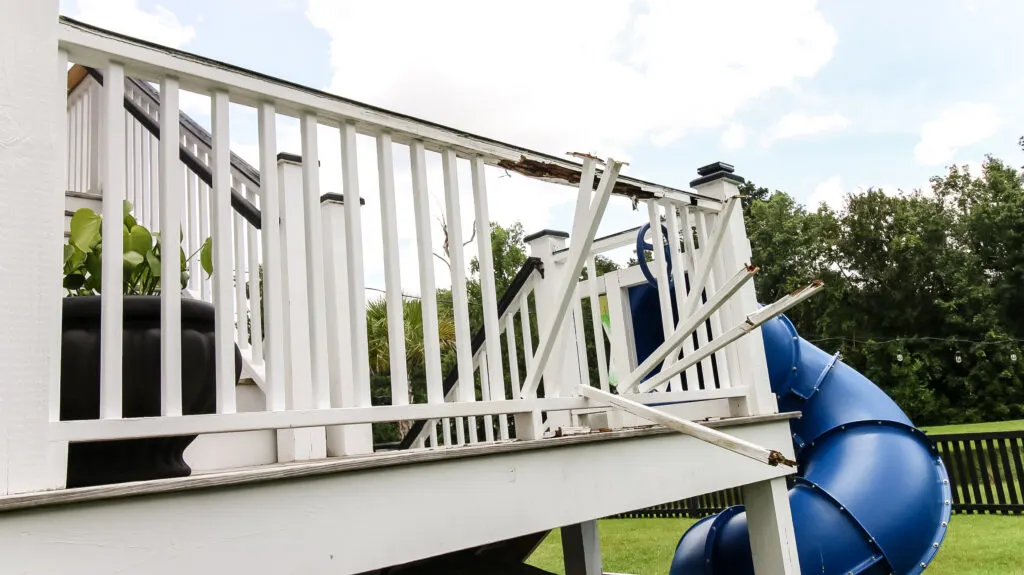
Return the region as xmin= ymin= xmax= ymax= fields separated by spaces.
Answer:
xmin=60 ymin=0 xmax=1024 ymax=293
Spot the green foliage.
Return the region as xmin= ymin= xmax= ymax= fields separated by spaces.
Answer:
xmin=745 ymin=150 xmax=1024 ymax=425
xmin=62 ymin=201 xmax=212 ymax=296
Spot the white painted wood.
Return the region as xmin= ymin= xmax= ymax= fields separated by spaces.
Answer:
xmin=470 ymin=156 xmax=508 ymax=439
xmin=276 ymin=158 xmax=325 ymax=462
xmin=186 ymin=152 xmax=199 ymax=286
xmin=244 ymin=185 xmax=264 ymax=364
xmin=376 ymin=133 xmax=409 ymax=407
xmin=676 ymin=204 xmax=714 ymax=388
xmin=233 ymin=212 xmax=248 ymax=351
xmin=521 ymin=160 xmax=623 ymax=399
xmin=158 ymin=77 xmax=183 ymax=417
xmin=505 ymin=311 xmax=521 ymax=397
xmin=693 ymin=210 xmax=732 ymax=388
xmin=0 ymin=3 xmax=64 ymax=494
xmin=602 ymin=272 xmax=631 ymax=394
xmin=586 ymin=255 xmax=610 ymax=392
xmin=88 ymin=82 xmax=101 ymax=194
xmin=210 ymin=91 xmax=236 ymax=414
xmin=646 ymin=200 xmax=678 ymax=392
xmin=578 ymin=386 xmax=793 ymax=468
xmin=569 ymin=157 xmax=598 ymax=246
xmin=58 ymin=20 xmax=719 ymax=211
xmin=198 ymin=151 xmax=212 ymax=302
xmin=572 ymin=284 xmax=591 ymax=387
xmin=301 ymin=114 xmax=331 ymax=410
xmin=50 ymin=386 xmax=745 ymax=442
xmin=339 ymin=122 xmax=372 ymax=414
xmin=562 ymin=520 xmax=602 ymax=575
xmin=479 ymin=354 xmax=495 ymax=442
xmin=409 ymin=140 xmax=448 ymax=446
xmin=148 ymin=115 xmax=159 ymax=230
xmin=51 ymin=49 xmax=70 ymax=428
xmin=441 ymin=150 xmax=476 ymax=416
xmin=636 ymin=281 xmax=824 ymax=393
xmin=618 ymin=265 xmax=756 ymax=394
xmin=99 ymin=61 xmax=126 ymax=419
xmin=258 ymin=102 xmax=286 ymax=411
xmin=743 ymin=477 xmax=802 ymax=575
xmin=519 ymin=291 xmax=535 ymax=376
xmin=133 ymin=117 xmax=144 ymax=226
xmin=663 ymin=200 xmax=703 ymax=390
xmin=692 ymin=180 xmax=777 ymax=415
xmin=321 ymin=197 xmax=373 ymax=456
xmin=0 ymin=419 xmax=794 ymax=574
xmin=678 ymin=196 xmax=739 ymax=322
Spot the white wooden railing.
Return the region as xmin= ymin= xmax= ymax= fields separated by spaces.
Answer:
xmin=45 ymin=15 xmax=813 ymax=491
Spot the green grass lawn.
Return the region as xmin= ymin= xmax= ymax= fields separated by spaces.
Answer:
xmin=921 ymin=419 xmax=1024 ymax=435
xmin=527 ymin=515 xmax=1024 ymax=574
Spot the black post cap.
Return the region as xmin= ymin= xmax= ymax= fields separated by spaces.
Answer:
xmin=696 ymin=161 xmax=735 ymax=176
xmin=320 ymin=193 xmax=366 ymax=206
xmin=523 ymin=229 xmax=570 ymax=243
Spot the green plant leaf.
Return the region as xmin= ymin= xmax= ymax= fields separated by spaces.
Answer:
xmin=69 ymin=208 xmax=102 ymax=253
xmin=123 ymin=249 xmax=144 ymax=270
xmin=128 ymin=225 xmax=153 ymax=256
xmin=146 ymin=250 xmax=161 ymax=277
xmin=63 ymin=244 xmax=75 ymax=265
xmin=123 ymin=251 xmax=144 ymax=271
xmin=200 ymin=237 xmax=213 ymax=277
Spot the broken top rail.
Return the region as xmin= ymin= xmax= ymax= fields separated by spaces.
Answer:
xmin=57 ymin=16 xmax=721 ymax=208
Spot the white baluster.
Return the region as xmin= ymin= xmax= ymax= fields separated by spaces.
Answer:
xmin=376 ymin=133 xmax=409 ymax=408
xmin=211 ymin=91 xmax=236 ymax=414
xmin=410 ymin=140 xmax=446 ymax=447
xmin=647 ymin=200 xmax=678 ymax=392
xmin=339 ymin=122 xmax=371 ymax=416
xmin=441 ymin=149 xmax=476 ymax=443
xmin=199 ymin=151 xmax=211 ymax=302
xmin=301 ymin=114 xmax=331 ymax=410
xmin=245 ymin=185 xmax=264 ymax=364
xmin=572 ymin=283 xmax=591 ymax=388
xmin=234 ymin=211 xmax=248 ymax=353
xmin=470 ymin=157 xmax=508 ymax=439
xmin=100 ymin=62 xmax=126 ymax=419
xmin=158 ymin=77 xmax=183 ymax=417
xmin=258 ymin=102 xmax=286 ymax=411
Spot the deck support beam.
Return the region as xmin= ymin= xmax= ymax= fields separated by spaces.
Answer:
xmin=743 ymin=477 xmax=802 ymax=575
xmin=561 ymin=520 xmax=602 ymax=575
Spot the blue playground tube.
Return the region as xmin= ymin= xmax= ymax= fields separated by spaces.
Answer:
xmin=655 ymin=309 xmax=952 ymax=574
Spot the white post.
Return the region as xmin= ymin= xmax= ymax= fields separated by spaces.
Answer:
xmin=276 ymin=156 xmax=326 ymax=461
xmin=321 ymin=194 xmax=373 ymax=456
xmin=561 ymin=520 xmax=602 ymax=575
xmin=523 ymin=230 xmax=579 ymax=430
xmin=0 ymin=0 xmax=64 ymax=494
xmin=690 ymin=162 xmax=778 ymax=416
xmin=743 ymin=478 xmax=802 ymax=575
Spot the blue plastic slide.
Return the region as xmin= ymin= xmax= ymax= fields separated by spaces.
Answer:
xmin=664 ymin=312 xmax=952 ymax=574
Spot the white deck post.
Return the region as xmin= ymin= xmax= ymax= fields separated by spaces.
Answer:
xmin=523 ymin=230 xmax=581 ymax=430
xmin=275 ymin=156 xmax=327 ymax=461
xmin=0 ymin=0 xmax=64 ymax=494
xmin=690 ymin=162 xmax=778 ymax=416
xmin=561 ymin=520 xmax=602 ymax=575
xmin=321 ymin=194 xmax=373 ymax=456
xmin=743 ymin=477 xmax=802 ymax=575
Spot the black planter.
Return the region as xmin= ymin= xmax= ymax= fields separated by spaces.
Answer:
xmin=60 ymin=296 xmax=241 ymax=488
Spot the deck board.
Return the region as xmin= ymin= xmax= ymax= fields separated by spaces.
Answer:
xmin=0 ymin=412 xmax=798 ymax=513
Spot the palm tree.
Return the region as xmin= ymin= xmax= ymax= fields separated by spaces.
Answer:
xmin=366 ymin=296 xmax=457 ymax=439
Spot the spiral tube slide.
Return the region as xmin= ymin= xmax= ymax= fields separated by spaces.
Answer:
xmin=668 ymin=314 xmax=952 ymax=575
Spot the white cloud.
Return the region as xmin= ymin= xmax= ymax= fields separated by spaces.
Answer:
xmin=721 ymin=123 xmax=747 ymax=151
xmin=306 ymin=0 xmax=837 ymax=157
xmin=762 ymin=112 xmax=849 ymax=146
xmin=913 ymin=102 xmax=1001 ymax=165
xmin=808 ymin=176 xmax=845 ymax=210
xmin=68 ymin=0 xmax=196 ymax=48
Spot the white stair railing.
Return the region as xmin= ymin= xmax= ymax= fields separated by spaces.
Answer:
xmin=48 ymin=15 xmax=792 ymax=491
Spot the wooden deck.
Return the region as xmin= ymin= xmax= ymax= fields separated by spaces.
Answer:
xmin=0 ymin=412 xmax=798 ymax=513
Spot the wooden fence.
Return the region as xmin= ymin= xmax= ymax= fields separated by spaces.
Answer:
xmin=612 ymin=430 xmax=1024 ymax=519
